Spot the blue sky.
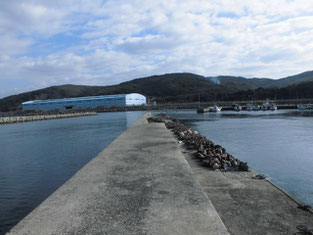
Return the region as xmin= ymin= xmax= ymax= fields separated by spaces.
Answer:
xmin=1 ymin=0 xmax=313 ymax=98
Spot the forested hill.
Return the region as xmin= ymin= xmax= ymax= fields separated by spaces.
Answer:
xmin=207 ymin=70 xmax=313 ymax=90
xmin=1 ymin=71 xmax=313 ymax=111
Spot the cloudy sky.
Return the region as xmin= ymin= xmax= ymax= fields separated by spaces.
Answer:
xmin=1 ymin=0 xmax=313 ymax=98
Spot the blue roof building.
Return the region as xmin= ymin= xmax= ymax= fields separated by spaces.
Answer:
xmin=22 ymin=93 xmax=146 ymax=111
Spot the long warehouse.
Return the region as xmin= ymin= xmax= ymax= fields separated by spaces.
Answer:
xmin=22 ymin=93 xmax=146 ymax=111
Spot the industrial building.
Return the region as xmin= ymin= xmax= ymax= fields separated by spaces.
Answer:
xmin=22 ymin=93 xmax=146 ymax=111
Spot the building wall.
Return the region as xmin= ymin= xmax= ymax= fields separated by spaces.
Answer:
xmin=22 ymin=93 xmax=147 ymax=111
xmin=22 ymin=94 xmax=136 ymax=111
xmin=125 ymin=93 xmax=146 ymax=106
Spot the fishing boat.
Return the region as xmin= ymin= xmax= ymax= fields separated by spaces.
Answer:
xmin=232 ymin=104 xmax=242 ymax=111
xmin=246 ymin=104 xmax=253 ymax=111
xmin=297 ymin=104 xmax=313 ymax=110
xmin=253 ymin=104 xmax=260 ymax=111
xmin=209 ymin=105 xmax=222 ymax=112
xmin=262 ymin=100 xmax=270 ymax=111
xmin=197 ymin=107 xmax=210 ymax=113
xmin=269 ymin=104 xmax=277 ymax=111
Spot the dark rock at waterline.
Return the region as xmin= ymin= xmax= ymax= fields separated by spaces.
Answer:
xmin=149 ymin=113 xmax=249 ymax=172
xmin=239 ymin=162 xmax=249 ymax=171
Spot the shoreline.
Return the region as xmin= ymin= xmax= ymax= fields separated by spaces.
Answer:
xmin=265 ymin=178 xmax=313 ymax=212
xmin=1 ymin=97 xmax=313 ymax=117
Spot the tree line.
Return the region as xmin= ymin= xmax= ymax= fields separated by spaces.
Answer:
xmin=155 ymin=81 xmax=313 ymax=103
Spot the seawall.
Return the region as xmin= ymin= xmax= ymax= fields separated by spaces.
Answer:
xmin=7 ymin=113 xmax=229 ymax=235
xmin=0 ymin=112 xmax=97 ymax=125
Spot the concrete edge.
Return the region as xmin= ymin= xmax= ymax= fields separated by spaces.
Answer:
xmin=161 ymin=123 xmax=230 ymax=234
xmin=266 ymin=179 xmax=313 ymax=213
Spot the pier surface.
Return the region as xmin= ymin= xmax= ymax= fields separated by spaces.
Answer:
xmin=8 ymin=113 xmax=228 ymax=235
xmin=182 ymin=149 xmax=313 ymax=235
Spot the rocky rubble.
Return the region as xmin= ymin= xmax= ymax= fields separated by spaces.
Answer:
xmin=148 ymin=113 xmax=248 ymax=171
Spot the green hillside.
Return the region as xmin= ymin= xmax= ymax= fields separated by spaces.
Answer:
xmin=0 ymin=73 xmax=222 ymax=111
xmin=1 ymin=71 xmax=313 ymax=112
xmin=274 ymin=70 xmax=313 ymax=88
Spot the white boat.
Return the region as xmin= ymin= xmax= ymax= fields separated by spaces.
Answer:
xmin=253 ymin=105 xmax=260 ymax=111
xmin=262 ymin=100 xmax=270 ymax=111
xmin=234 ymin=106 xmax=242 ymax=111
xmin=269 ymin=104 xmax=277 ymax=111
xmin=246 ymin=104 xmax=253 ymax=111
xmin=209 ymin=105 xmax=222 ymax=112
xmin=297 ymin=104 xmax=313 ymax=110
xmin=232 ymin=104 xmax=242 ymax=111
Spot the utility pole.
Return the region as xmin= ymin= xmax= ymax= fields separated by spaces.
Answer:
xmin=198 ymin=93 xmax=201 ymax=108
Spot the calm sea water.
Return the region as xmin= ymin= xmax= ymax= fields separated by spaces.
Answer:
xmin=0 ymin=111 xmax=145 ymax=234
xmin=160 ymin=109 xmax=313 ymax=208
xmin=1 ymin=109 xmax=313 ymax=234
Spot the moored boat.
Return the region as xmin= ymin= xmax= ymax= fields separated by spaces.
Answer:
xmin=262 ymin=100 xmax=270 ymax=111
xmin=246 ymin=104 xmax=253 ymax=111
xmin=297 ymin=104 xmax=313 ymax=110
xmin=197 ymin=107 xmax=210 ymax=113
xmin=232 ymin=104 xmax=242 ymax=111
xmin=261 ymin=100 xmax=277 ymax=111
xmin=269 ymin=104 xmax=277 ymax=111
xmin=209 ymin=105 xmax=222 ymax=112
xmin=253 ymin=104 xmax=260 ymax=111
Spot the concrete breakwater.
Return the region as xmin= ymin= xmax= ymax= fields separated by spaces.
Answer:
xmin=8 ymin=113 xmax=229 ymax=235
xmin=148 ymin=114 xmax=313 ymax=234
xmin=0 ymin=112 xmax=97 ymax=124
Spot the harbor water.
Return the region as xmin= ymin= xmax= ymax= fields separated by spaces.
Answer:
xmin=0 ymin=111 xmax=145 ymax=234
xmin=160 ymin=109 xmax=313 ymax=208
xmin=1 ymin=109 xmax=313 ymax=234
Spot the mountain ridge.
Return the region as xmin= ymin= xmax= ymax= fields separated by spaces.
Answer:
xmin=1 ymin=70 xmax=313 ymax=111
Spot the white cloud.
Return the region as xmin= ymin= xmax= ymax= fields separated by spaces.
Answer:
xmin=1 ymin=0 xmax=313 ymax=97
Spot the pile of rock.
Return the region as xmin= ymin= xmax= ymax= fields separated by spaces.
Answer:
xmin=149 ymin=114 xmax=248 ymax=171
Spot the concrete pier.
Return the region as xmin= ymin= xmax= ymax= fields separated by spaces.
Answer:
xmin=182 ymin=148 xmax=313 ymax=235
xmin=8 ymin=113 xmax=229 ymax=235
